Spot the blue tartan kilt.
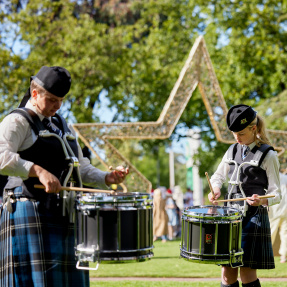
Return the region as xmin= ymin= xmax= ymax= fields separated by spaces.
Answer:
xmin=241 ymin=206 xmax=275 ymax=269
xmin=0 ymin=188 xmax=89 ymax=287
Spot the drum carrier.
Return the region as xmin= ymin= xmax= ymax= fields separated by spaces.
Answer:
xmin=225 ymin=143 xmax=274 ymax=215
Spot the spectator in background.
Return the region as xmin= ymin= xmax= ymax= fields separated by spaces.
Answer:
xmin=269 ymin=172 xmax=287 ymax=263
xmin=153 ymin=188 xmax=168 ymax=243
xmin=165 ymin=189 xmax=178 ymax=240
xmin=184 ymin=187 xmax=194 ymax=209
xmin=172 ymin=185 xmax=184 ymax=238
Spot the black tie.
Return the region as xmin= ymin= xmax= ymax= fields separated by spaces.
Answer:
xmin=42 ymin=118 xmax=63 ymax=137
xmin=242 ymin=146 xmax=250 ymax=160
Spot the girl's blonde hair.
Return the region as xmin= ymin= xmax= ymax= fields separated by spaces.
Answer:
xmin=248 ymin=114 xmax=272 ymax=146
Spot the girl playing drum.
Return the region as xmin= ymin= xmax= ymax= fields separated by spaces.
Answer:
xmin=208 ymin=104 xmax=281 ymax=287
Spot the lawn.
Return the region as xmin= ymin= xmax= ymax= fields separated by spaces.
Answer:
xmin=90 ymin=282 xmax=287 ymax=287
xmin=88 ymin=239 xmax=287 ymax=280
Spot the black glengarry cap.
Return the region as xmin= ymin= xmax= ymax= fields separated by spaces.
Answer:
xmin=226 ymin=104 xmax=257 ymax=132
xmin=31 ymin=66 xmax=71 ymax=97
xmin=19 ymin=66 xmax=71 ymax=108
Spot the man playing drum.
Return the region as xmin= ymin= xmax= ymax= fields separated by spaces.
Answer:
xmin=208 ymin=104 xmax=281 ymax=287
xmin=0 ymin=66 xmax=129 ymax=287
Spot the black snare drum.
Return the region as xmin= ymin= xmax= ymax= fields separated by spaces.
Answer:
xmin=75 ymin=192 xmax=153 ymax=267
xmin=180 ymin=205 xmax=243 ymax=267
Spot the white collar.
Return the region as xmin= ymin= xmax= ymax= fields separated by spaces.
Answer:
xmin=242 ymin=142 xmax=256 ymax=150
xmin=25 ymin=101 xmax=51 ymax=121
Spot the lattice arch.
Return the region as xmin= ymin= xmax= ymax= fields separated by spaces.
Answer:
xmin=73 ymin=36 xmax=287 ymax=192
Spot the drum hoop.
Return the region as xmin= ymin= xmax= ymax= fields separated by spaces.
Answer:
xmin=77 ymin=198 xmax=153 ymax=206
xmin=99 ymin=253 xmax=153 ymax=262
xmin=100 ymin=247 xmax=154 ymax=254
xmin=182 ymin=205 xmax=242 ymax=221
xmin=76 ymin=245 xmax=154 ymax=254
xmin=78 ymin=193 xmax=151 ymax=202
xmin=182 ymin=215 xmax=242 ymax=223
xmin=180 ymin=248 xmax=244 ymax=259
xmin=76 ymin=204 xmax=153 ymax=211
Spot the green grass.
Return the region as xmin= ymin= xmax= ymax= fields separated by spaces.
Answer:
xmin=90 ymin=282 xmax=287 ymax=287
xmin=88 ymin=239 xmax=287 ymax=279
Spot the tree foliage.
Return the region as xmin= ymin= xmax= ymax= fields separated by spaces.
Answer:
xmin=1 ymin=0 xmax=286 ymax=181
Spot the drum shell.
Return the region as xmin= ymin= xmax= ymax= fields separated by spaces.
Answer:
xmin=180 ymin=205 xmax=243 ymax=266
xmin=76 ymin=192 xmax=153 ymax=262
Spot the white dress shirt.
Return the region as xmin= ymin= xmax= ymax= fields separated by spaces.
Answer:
xmin=210 ymin=142 xmax=281 ymax=206
xmin=0 ymin=101 xmax=108 ymax=187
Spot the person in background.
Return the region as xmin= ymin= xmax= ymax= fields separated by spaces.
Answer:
xmin=208 ymin=104 xmax=281 ymax=287
xmin=184 ymin=187 xmax=194 ymax=209
xmin=0 ymin=66 xmax=129 ymax=287
xmin=165 ymin=189 xmax=178 ymax=240
xmin=269 ymin=172 xmax=287 ymax=263
xmin=153 ymin=188 xmax=168 ymax=243
xmin=172 ymin=185 xmax=184 ymax=238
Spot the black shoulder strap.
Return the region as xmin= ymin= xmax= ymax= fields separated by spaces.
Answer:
xmin=252 ymin=144 xmax=275 ymax=166
xmin=10 ymin=108 xmax=43 ymax=135
xmin=226 ymin=143 xmax=238 ymax=160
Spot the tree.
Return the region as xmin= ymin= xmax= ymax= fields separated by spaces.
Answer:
xmin=1 ymin=0 xmax=286 ymax=179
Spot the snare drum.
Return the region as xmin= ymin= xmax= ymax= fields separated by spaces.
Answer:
xmin=75 ymin=192 xmax=153 ymax=266
xmin=180 ymin=205 xmax=243 ymax=267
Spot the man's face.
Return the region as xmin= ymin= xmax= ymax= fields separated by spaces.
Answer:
xmin=32 ymin=89 xmax=64 ymax=117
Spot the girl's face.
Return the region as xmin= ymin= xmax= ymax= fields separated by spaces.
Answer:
xmin=232 ymin=125 xmax=257 ymax=145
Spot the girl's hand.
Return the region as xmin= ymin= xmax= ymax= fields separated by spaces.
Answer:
xmin=208 ymin=186 xmax=221 ymax=205
xmin=246 ymin=194 xmax=266 ymax=206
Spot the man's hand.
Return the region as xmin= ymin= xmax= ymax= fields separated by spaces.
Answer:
xmin=29 ymin=164 xmax=61 ymax=193
xmin=105 ymin=166 xmax=129 ymax=185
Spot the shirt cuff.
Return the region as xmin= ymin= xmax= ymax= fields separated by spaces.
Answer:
xmin=81 ymin=169 xmax=110 ymax=189
xmin=267 ymin=193 xmax=281 ymax=206
xmin=18 ymin=159 xmax=34 ymax=180
xmin=96 ymin=170 xmax=109 ymax=188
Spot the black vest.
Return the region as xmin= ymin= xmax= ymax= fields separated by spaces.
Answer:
xmin=227 ymin=143 xmax=274 ymax=197
xmin=6 ymin=108 xmax=79 ymax=207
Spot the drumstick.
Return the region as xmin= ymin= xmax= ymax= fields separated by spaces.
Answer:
xmin=34 ymin=184 xmax=115 ymax=194
xmin=214 ymin=194 xmax=275 ymax=203
xmin=205 ymin=172 xmax=215 ymax=198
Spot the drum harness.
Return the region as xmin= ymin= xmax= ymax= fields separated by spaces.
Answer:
xmin=2 ymin=108 xmax=120 ymax=271
xmin=39 ymin=128 xmax=101 ymax=271
xmin=39 ymin=129 xmax=82 ymax=222
xmin=3 ymin=108 xmax=82 ymax=224
xmin=225 ymin=143 xmax=273 ymax=217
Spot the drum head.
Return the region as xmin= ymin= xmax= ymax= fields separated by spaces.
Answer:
xmin=77 ymin=192 xmax=152 ymax=208
xmin=182 ymin=205 xmax=242 ymax=221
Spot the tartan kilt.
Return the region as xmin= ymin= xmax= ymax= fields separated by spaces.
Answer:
xmin=241 ymin=206 xmax=275 ymax=269
xmin=0 ymin=189 xmax=89 ymax=287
